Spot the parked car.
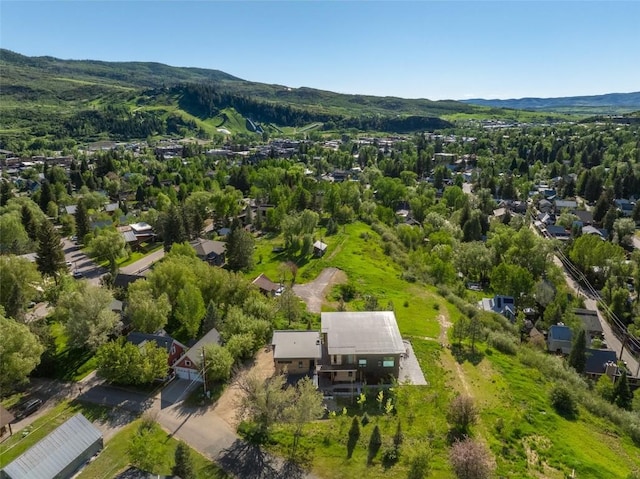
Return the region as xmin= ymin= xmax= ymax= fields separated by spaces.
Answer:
xmin=15 ymin=398 xmax=43 ymax=420
xmin=73 ymin=270 xmax=83 ymax=279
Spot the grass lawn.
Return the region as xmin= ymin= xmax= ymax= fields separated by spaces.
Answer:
xmin=96 ymin=243 xmax=163 ymax=270
xmin=49 ymin=321 xmax=97 ymax=381
xmin=77 ymin=420 xmax=228 ymax=479
xmin=0 ymin=400 xmax=111 ymax=467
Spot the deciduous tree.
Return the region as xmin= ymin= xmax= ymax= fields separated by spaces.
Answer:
xmin=0 ymin=313 xmax=45 ymax=392
xmin=88 ymin=228 xmax=126 ymax=274
xmin=449 ymin=438 xmax=493 ymax=479
xmin=57 ymin=282 xmax=121 ymax=351
xmin=203 ymin=344 xmax=234 ymax=383
xmin=96 ymin=338 xmax=168 ymax=384
xmin=0 ymin=255 xmax=41 ymax=320
xmin=126 ymin=281 xmax=171 ymax=333
xmin=175 ymin=283 xmax=205 ymax=339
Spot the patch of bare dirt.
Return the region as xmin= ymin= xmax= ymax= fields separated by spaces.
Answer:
xmin=212 ymin=348 xmax=275 ymax=429
xmin=293 ymin=267 xmax=346 ymax=313
xmin=437 ymin=313 xmax=472 ymax=396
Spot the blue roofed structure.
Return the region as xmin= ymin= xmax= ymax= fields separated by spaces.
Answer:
xmin=585 ymin=349 xmax=618 ymax=376
xmin=547 ymin=324 xmax=573 ymax=355
xmin=1 ymin=413 xmax=103 ymax=479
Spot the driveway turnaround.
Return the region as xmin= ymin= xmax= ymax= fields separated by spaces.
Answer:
xmin=399 ymin=340 xmax=428 ymax=385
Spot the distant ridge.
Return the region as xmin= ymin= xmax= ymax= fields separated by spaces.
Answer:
xmin=460 ymin=92 xmax=640 ymax=113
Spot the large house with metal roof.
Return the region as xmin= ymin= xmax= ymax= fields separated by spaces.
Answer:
xmin=271 ymin=311 xmax=405 ymax=388
xmin=1 ymin=413 xmax=102 ymax=479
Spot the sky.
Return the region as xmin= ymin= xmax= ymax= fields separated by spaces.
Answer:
xmin=1 ymin=1 xmax=639 ymax=101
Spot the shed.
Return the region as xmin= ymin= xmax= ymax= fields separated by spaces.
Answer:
xmin=252 ymin=273 xmax=282 ymax=296
xmin=547 ymin=324 xmax=573 ymax=355
xmin=313 ymin=240 xmax=328 ymax=257
xmin=0 ymin=413 xmax=103 ymax=479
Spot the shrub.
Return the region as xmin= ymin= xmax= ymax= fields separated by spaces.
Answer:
xmin=550 ymin=384 xmax=578 ymax=418
xmin=381 ymin=445 xmax=400 ymax=467
xmin=449 ymin=438 xmax=494 ymax=479
xmin=447 ymin=395 xmax=477 ymax=436
xmin=407 ymin=449 xmax=431 ymax=479
xmin=487 ymin=331 xmax=518 ymax=355
xmin=361 ymin=411 xmax=370 ymax=426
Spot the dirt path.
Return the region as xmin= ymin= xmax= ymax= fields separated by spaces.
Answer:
xmin=212 ymin=348 xmax=275 ymax=429
xmin=437 ymin=313 xmax=472 ymax=396
xmin=293 ymin=267 xmax=347 ymax=313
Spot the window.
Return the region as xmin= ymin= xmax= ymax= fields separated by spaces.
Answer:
xmin=348 ymin=371 xmax=353 ymax=378
xmin=358 ymin=358 xmax=367 ymax=367
xmin=298 ymin=361 xmax=304 ymax=369
xmin=383 ymin=357 xmax=395 ymax=367
xmin=170 ymin=345 xmax=176 ymax=355
xmin=185 ymin=360 xmax=192 ymax=367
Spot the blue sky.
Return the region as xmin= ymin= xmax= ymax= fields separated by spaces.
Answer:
xmin=1 ymin=1 xmax=639 ymax=100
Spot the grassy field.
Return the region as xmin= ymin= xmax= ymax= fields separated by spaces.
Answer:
xmin=77 ymin=420 xmax=228 ymax=479
xmin=49 ymin=321 xmax=97 ymax=381
xmin=246 ymin=221 xmax=640 ymax=479
xmin=0 ymin=400 xmax=111 ymax=467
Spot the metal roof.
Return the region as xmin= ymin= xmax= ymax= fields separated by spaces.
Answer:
xmin=122 ymin=230 xmax=137 ymax=243
xmin=271 ymin=331 xmax=322 ymax=360
xmin=2 ymin=413 xmax=102 ymax=479
xmin=321 ymin=311 xmax=405 ymax=356
xmin=549 ymin=325 xmax=572 ymax=341
xmin=574 ymin=308 xmax=603 ymax=333
xmin=585 ymin=349 xmax=617 ymax=374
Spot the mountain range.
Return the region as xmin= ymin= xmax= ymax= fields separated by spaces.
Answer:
xmin=1 ymin=49 xmax=638 ymax=141
xmin=460 ymin=92 xmax=640 ymax=113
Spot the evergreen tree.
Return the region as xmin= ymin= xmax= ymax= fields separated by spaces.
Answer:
xmin=36 ymin=219 xmax=65 ymax=283
xmin=568 ymin=329 xmax=587 ymax=374
xmin=38 ymin=181 xmax=54 ymax=213
xmin=172 ymin=441 xmax=196 ymax=479
xmin=603 ymin=206 xmax=619 ymax=234
xmin=162 ymin=205 xmax=186 ymax=252
xmin=0 ymin=181 xmax=13 ymax=206
xmin=226 ymin=227 xmax=255 ymax=272
xmin=613 ymin=371 xmax=633 ymax=410
xmin=75 ymin=199 xmax=90 ymax=242
xmin=368 ymin=424 xmax=383 ymax=464
xmin=21 ymin=204 xmax=38 ymax=242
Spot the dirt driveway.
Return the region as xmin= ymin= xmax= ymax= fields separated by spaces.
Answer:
xmin=292 ymin=267 xmax=346 ymax=313
xmin=212 ymin=348 xmax=275 ymax=429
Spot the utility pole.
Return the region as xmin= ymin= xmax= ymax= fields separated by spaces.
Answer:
xmin=201 ymin=347 xmax=207 ymax=398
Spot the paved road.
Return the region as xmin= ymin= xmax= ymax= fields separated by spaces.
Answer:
xmin=554 ymin=256 xmax=640 ymax=376
xmin=632 ymin=234 xmax=640 ymax=251
xmin=8 ymin=374 xmax=316 ymax=478
xmin=119 ymin=248 xmax=165 ymax=275
xmin=62 ymin=237 xmax=107 ymax=285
